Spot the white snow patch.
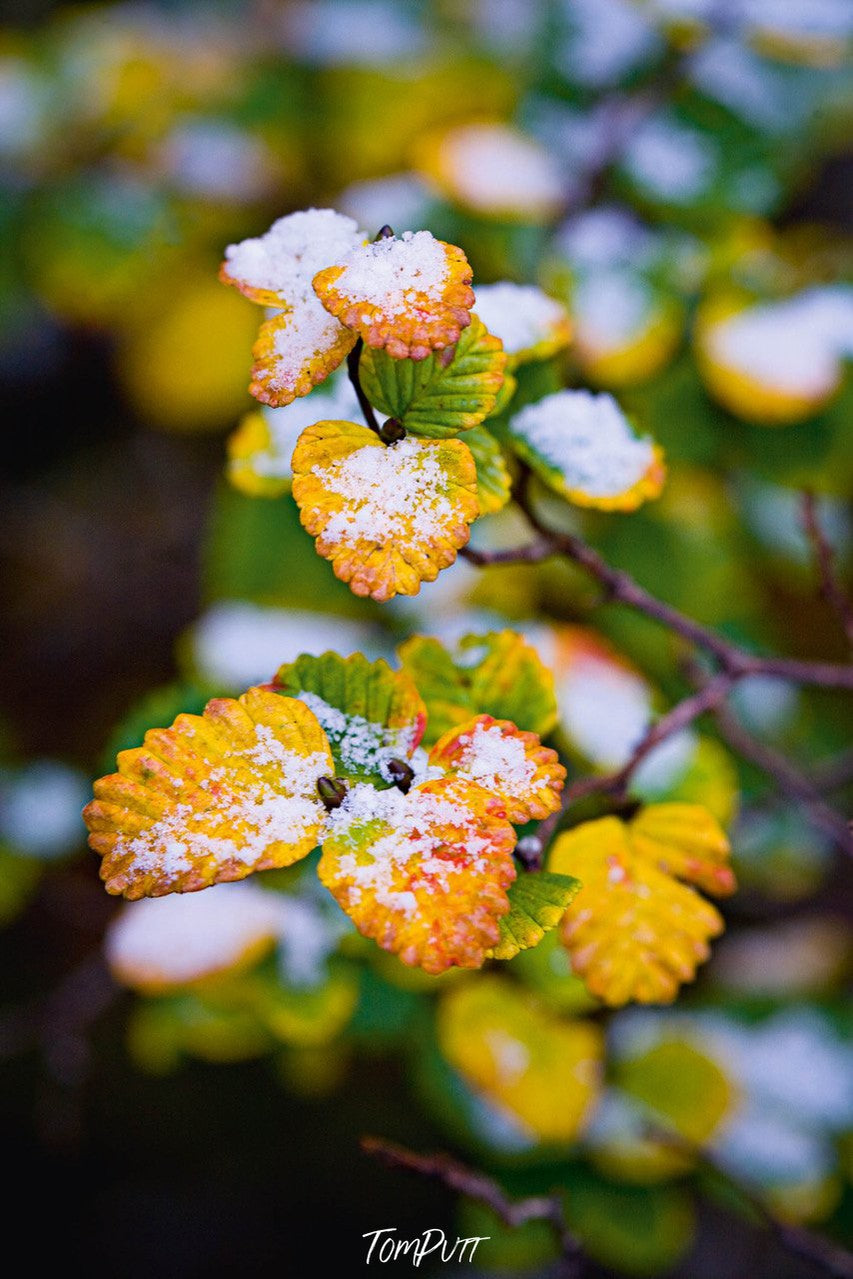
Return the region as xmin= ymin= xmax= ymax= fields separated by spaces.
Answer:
xmin=322 ymin=230 xmax=448 ymax=320
xmin=0 ymin=761 xmax=88 ymax=860
xmin=432 ymin=123 xmax=564 ymax=216
xmin=624 ymin=114 xmax=717 ymax=204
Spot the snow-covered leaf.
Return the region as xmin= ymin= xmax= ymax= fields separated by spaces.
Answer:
xmin=429 ymin=714 xmax=565 ymax=824
xmin=474 ymin=283 xmax=572 ymax=368
xmin=291 ymin=419 xmax=479 ymax=601
xmin=319 ymin=777 xmax=517 ymax=974
xmin=313 ymin=230 xmax=474 ymax=360
xmin=508 ymin=389 xmax=666 ymax=511
xmin=84 ymin=688 xmax=333 ymax=898
xmin=269 ymin=651 xmax=426 ymax=785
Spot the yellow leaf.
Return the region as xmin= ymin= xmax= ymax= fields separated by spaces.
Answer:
xmin=429 ymin=714 xmax=565 ymax=824
xmin=291 ymin=419 xmax=479 ymax=602
xmin=630 ymin=803 xmax=735 ymax=897
xmin=438 ymin=976 xmax=604 ymax=1143
xmin=549 ymin=808 xmax=735 ymax=1006
xmin=318 ymin=777 xmax=517 ymax=975
xmin=313 ymin=231 xmax=474 ymax=360
xmin=84 ymin=688 xmax=333 ymax=899
xmin=617 ymin=1038 xmax=735 ymax=1146
xmin=694 ymin=293 xmax=842 ymax=426
xmin=249 ymin=307 xmax=357 ymax=408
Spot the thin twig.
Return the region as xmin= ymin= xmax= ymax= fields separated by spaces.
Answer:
xmin=802 ymin=491 xmax=853 ymax=651
xmin=346 ymin=339 xmax=381 ymax=435
xmin=649 ymin=1127 xmax=853 ymax=1279
xmin=713 ymin=702 xmax=853 ymax=856
xmin=471 ymin=487 xmax=853 ymax=690
xmin=361 ymin=1136 xmax=585 ymax=1278
xmin=460 ymin=538 xmax=554 ymax=567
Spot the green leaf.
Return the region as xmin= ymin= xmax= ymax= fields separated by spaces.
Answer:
xmin=463 ymin=423 xmax=512 ymax=514
xmin=271 ymin=651 xmax=426 ymax=784
xmin=359 ymin=314 xmax=507 ymax=438
xmin=398 ymin=630 xmax=558 ymax=746
xmin=488 ymin=871 xmax=581 ymax=960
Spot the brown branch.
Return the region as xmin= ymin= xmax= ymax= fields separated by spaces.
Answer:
xmin=460 ymin=537 xmax=554 ymax=567
xmin=361 ymin=1136 xmax=585 ymax=1277
xmin=649 ymin=1127 xmax=853 ymax=1279
xmin=713 ymin=702 xmax=853 ymax=856
xmin=470 ymin=488 xmax=853 ymax=690
xmin=802 ymin=491 xmax=853 ymax=651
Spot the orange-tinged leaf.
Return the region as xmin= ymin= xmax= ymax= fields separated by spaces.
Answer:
xmin=630 ymin=803 xmax=735 ymax=896
xmin=313 ymin=231 xmax=474 ymax=360
xmin=429 ymin=714 xmax=565 ymax=824
xmin=318 ymin=777 xmax=517 ymax=975
xmin=438 ymin=976 xmax=604 ymax=1143
xmin=550 ymin=812 xmax=732 ymax=1006
xmin=249 ymin=307 xmax=357 ymax=408
xmin=84 ymin=688 xmax=333 ymax=899
xmin=291 ymin=419 xmax=479 ymax=602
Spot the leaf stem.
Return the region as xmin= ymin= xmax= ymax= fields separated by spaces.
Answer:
xmin=346 ymin=338 xmax=381 ymax=436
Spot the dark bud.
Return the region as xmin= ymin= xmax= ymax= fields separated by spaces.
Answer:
xmin=317 ymin=776 xmax=348 ymax=811
xmin=379 ymin=416 xmax=406 ymax=444
xmin=374 ymin=224 xmax=395 ymax=240
xmin=514 ymin=835 xmax=543 ymax=872
xmin=385 ymin=758 xmax=415 ymax=794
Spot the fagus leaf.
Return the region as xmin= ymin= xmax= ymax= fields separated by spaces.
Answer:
xmin=487 ymin=871 xmax=581 ymax=961
xmin=549 ymin=805 xmax=735 ymax=1006
xmin=359 ymin=314 xmax=507 ymax=438
xmin=270 ymin=651 xmax=426 ymax=785
xmin=398 ymin=630 xmax=558 ymax=746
